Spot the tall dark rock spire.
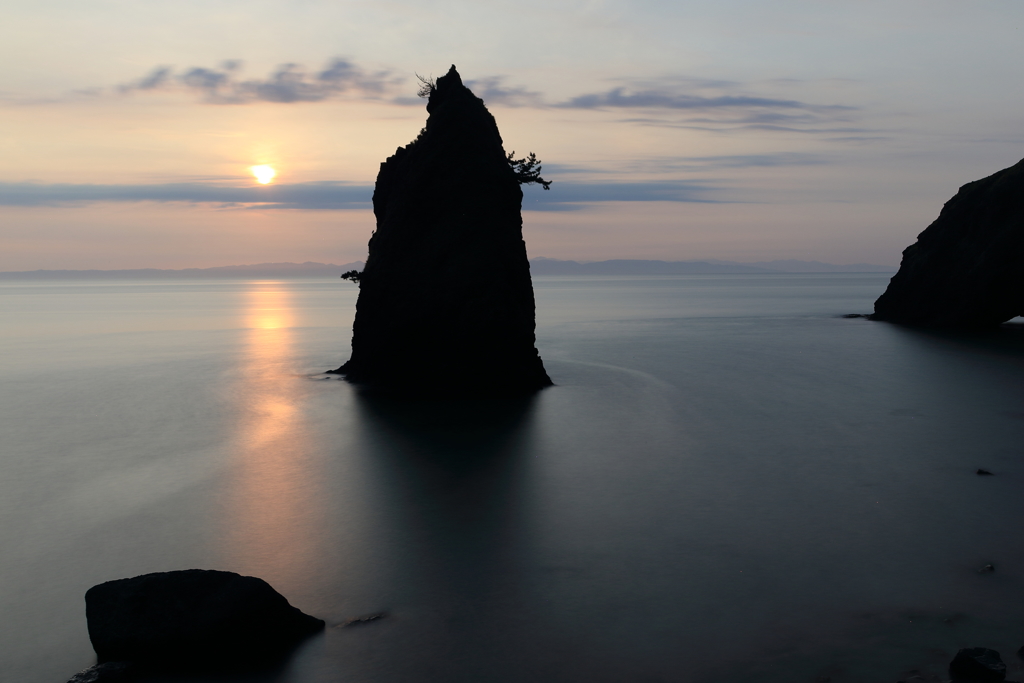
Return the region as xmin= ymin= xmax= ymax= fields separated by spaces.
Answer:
xmin=873 ymin=158 xmax=1024 ymax=326
xmin=333 ymin=66 xmax=552 ymax=395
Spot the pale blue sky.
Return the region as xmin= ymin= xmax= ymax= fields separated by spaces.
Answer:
xmin=2 ymin=1 xmax=1022 ymax=269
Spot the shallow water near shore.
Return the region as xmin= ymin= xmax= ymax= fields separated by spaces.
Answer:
xmin=3 ymin=273 xmax=1024 ymax=683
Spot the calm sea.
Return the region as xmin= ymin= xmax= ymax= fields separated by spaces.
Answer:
xmin=3 ymin=274 xmax=1024 ymax=683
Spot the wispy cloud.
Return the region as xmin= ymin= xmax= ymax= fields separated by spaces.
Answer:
xmin=621 ymin=117 xmax=872 ymax=135
xmin=6 ymin=64 xmax=872 ymax=140
xmin=0 ymin=181 xmax=374 ymax=209
xmin=664 ymin=153 xmax=828 ymax=169
xmin=556 ymin=76 xmax=861 ymax=133
xmin=112 ymin=64 xmax=543 ymax=107
xmin=10 ymin=62 xmax=865 ymax=137
xmin=0 ymin=179 xmax=722 ymax=211
xmin=544 ymin=153 xmax=828 ymax=177
xmin=523 ymin=181 xmax=721 ymax=210
xmin=559 ymin=89 xmax=832 ymax=112
xmin=463 ymin=76 xmax=544 ymax=107
xmin=115 ymin=58 xmax=402 ymax=104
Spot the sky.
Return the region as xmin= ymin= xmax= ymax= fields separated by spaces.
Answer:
xmin=1 ymin=0 xmax=1023 ymax=270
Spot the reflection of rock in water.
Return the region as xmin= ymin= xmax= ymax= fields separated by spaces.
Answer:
xmin=357 ymin=394 xmax=537 ymax=461
xmin=348 ymin=394 xmax=540 ymax=681
xmin=874 ymin=158 xmax=1024 ymax=327
xmin=333 ymin=65 xmax=551 ymax=396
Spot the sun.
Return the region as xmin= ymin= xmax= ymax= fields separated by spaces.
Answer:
xmin=250 ymin=165 xmax=276 ymax=184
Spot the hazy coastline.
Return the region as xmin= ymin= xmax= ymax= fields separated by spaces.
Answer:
xmin=0 ymin=258 xmax=896 ymax=280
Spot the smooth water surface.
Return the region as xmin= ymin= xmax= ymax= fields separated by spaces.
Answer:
xmin=2 ymin=274 xmax=1024 ymax=683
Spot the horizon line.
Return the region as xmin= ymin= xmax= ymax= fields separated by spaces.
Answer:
xmin=0 ymin=257 xmax=898 ymax=277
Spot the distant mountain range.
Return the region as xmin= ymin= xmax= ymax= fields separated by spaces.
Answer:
xmin=528 ymin=258 xmax=896 ymax=275
xmin=0 ymin=261 xmax=365 ymax=279
xmin=0 ymin=258 xmax=896 ymax=279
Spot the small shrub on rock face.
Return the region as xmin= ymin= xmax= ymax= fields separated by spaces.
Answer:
xmin=506 ymin=151 xmax=552 ymax=190
xmin=949 ymin=647 xmax=1006 ymax=681
xmin=415 ymin=73 xmax=436 ymax=98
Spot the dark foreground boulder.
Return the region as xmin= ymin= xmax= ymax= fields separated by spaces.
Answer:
xmin=873 ymin=158 xmax=1024 ymax=326
xmin=949 ymin=647 xmax=1006 ymax=681
xmin=85 ymin=569 xmax=324 ymax=667
xmin=332 ymin=65 xmax=552 ymax=396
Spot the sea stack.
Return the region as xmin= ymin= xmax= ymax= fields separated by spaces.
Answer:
xmin=873 ymin=158 xmax=1024 ymax=326
xmin=334 ymin=65 xmax=552 ymax=395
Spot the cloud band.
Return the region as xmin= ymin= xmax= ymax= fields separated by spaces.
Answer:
xmin=0 ymin=180 xmax=719 ymax=211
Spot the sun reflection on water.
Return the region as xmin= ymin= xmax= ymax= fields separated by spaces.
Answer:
xmin=246 ymin=285 xmax=291 ymax=330
xmin=220 ymin=284 xmax=325 ymax=586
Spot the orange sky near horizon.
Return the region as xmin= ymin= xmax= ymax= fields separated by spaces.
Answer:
xmin=2 ymin=1 xmax=1022 ymax=270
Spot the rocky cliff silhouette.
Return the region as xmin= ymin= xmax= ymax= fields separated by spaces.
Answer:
xmin=333 ymin=66 xmax=552 ymax=395
xmin=874 ymin=157 xmax=1024 ymax=326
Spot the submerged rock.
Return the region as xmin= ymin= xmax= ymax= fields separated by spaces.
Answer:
xmin=332 ymin=65 xmax=552 ymax=395
xmin=873 ymin=158 xmax=1024 ymax=326
xmin=66 ymin=662 xmax=136 ymax=683
xmin=85 ymin=569 xmax=324 ymax=667
xmin=896 ymin=671 xmax=942 ymax=683
xmin=949 ymin=647 xmax=1006 ymax=681
xmin=340 ymin=612 xmax=387 ymax=627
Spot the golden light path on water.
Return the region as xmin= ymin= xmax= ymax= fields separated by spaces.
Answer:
xmin=219 ymin=283 xmax=325 ymax=586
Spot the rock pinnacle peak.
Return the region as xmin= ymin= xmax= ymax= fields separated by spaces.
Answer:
xmin=426 ymin=65 xmax=467 ymax=113
xmin=438 ymin=64 xmax=461 ymax=88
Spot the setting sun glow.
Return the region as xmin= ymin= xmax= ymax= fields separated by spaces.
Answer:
xmin=250 ymin=165 xmax=276 ymax=184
